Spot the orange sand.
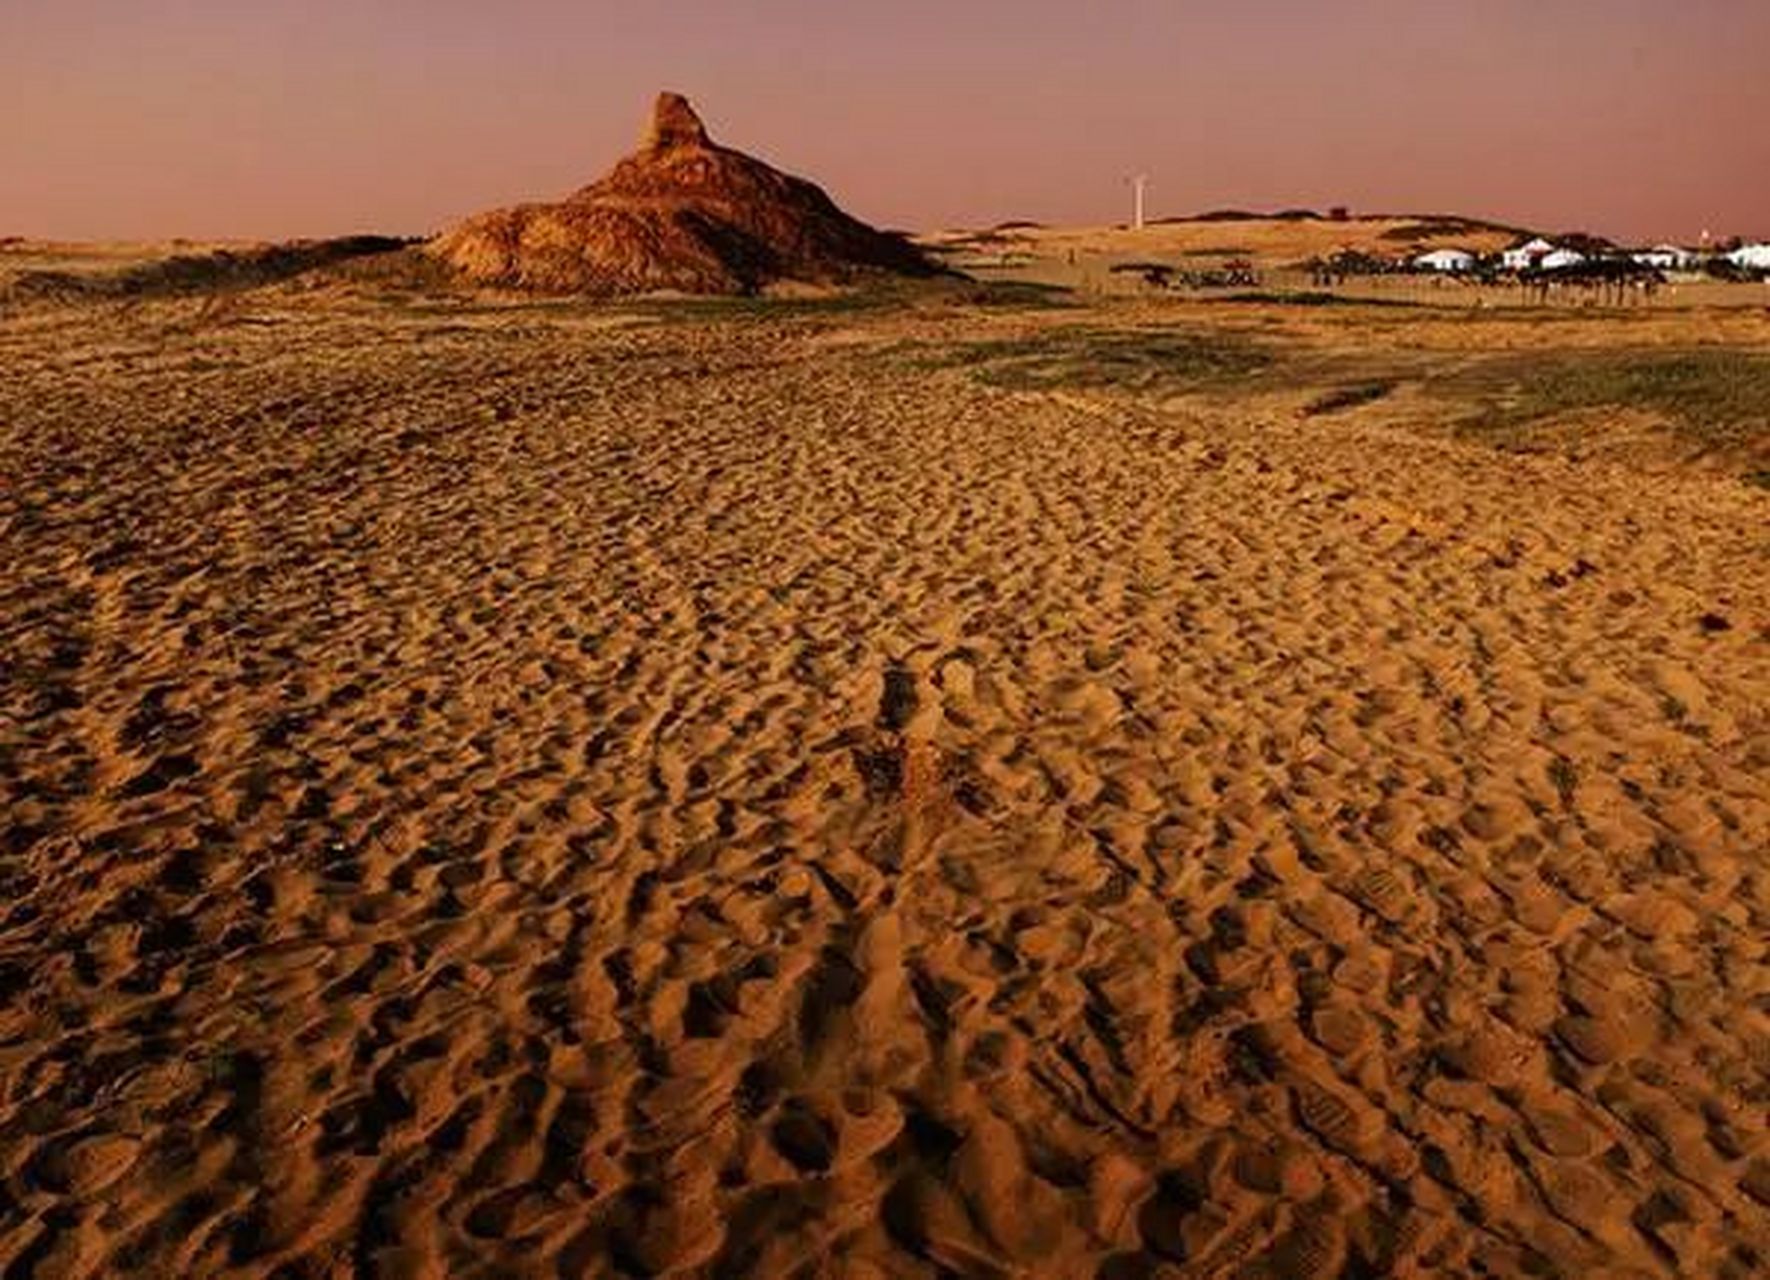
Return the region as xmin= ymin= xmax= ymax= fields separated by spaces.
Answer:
xmin=2 ymin=285 xmax=1767 ymax=1277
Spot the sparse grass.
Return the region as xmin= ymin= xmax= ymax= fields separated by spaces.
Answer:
xmin=9 ymin=236 xmax=414 ymax=302
xmin=1376 ymin=214 xmax=1532 ymax=242
xmin=1430 ymin=348 xmax=1770 ymax=456
xmin=952 ymin=280 xmax=1076 ymax=310
xmin=326 ymin=247 xmax=461 ymax=296
xmin=1302 ymin=381 xmax=1399 ymax=417
xmin=1216 ymin=291 xmax=1422 ymax=309
xmin=623 ymin=289 xmax=913 ymax=324
xmin=618 ymin=278 xmax=1071 ymax=325
xmin=914 ymin=327 xmax=1273 ymax=395
xmin=1548 ymin=756 xmax=1579 ymax=809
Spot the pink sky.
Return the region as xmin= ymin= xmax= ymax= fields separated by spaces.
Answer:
xmin=5 ymin=1 xmax=1766 ymax=244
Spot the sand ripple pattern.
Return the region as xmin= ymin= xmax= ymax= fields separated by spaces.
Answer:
xmin=2 ymin=304 xmax=1767 ymax=1277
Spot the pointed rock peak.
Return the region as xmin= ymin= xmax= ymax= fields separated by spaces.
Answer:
xmin=433 ymin=89 xmax=940 ymax=294
xmin=645 ymin=92 xmax=710 ymax=152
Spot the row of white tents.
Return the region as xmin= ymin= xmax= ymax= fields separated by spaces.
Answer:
xmin=1729 ymin=242 xmax=1770 ymax=270
xmin=1412 ymin=237 xmax=1770 ymax=274
xmin=1499 ymin=238 xmax=1597 ymax=272
xmin=1412 ymin=241 xmax=1594 ymax=273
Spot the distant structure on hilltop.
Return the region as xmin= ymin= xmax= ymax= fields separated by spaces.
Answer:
xmin=430 ymin=93 xmax=938 ymax=295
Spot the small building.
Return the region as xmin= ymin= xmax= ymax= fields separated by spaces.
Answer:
xmin=1413 ymin=248 xmax=1477 ymax=273
xmin=1538 ymin=248 xmax=1587 ymax=272
xmin=1502 ymin=237 xmax=1556 ymax=271
xmin=1632 ymin=244 xmax=1701 ymax=270
xmin=1727 ymin=243 xmax=1770 ymax=270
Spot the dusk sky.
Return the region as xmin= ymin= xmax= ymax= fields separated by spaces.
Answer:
xmin=6 ymin=1 xmax=1767 ymax=243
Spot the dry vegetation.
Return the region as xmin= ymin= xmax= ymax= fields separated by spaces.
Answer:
xmin=923 ymin=214 xmax=1522 ymax=279
xmin=1426 ymin=349 xmax=1770 ymax=458
xmin=2 ymin=251 xmax=1768 ymax=1278
xmin=3 ymin=238 xmax=414 ymax=303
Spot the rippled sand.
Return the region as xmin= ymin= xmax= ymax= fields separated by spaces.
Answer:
xmin=2 ymin=289 xmax=1767 ymax=1277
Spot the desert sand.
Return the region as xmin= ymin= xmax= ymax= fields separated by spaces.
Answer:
xmin=2 ymin=267 xmax=1768 ymax=1278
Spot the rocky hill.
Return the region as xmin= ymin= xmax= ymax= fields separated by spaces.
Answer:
xmin=431 ymin=93 xmax=937 ymax=295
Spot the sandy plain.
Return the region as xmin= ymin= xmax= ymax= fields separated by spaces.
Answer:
xmin=2 ymin=242 xmax=1768 ymax=1277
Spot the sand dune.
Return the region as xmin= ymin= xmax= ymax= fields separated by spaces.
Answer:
xmin=2 ymin=289 xmax=1767 ymax=1277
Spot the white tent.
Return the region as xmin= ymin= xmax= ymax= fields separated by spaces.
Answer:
xmin=1727 ymin=243 xmax=1770 ymax=270
xmin=1502 ymin=237 xmax=1556 ymax=271
xmin=1631 ymin=244 xmax=1700 ymax=270
xmin=1414 ymin=248 xmax=1476 ymax=273
xmin=1539 ymin=248 xmax=1587 ymax=271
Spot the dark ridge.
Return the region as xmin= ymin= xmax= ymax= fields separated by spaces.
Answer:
xmin=8 ymin=235 xmax=415 ymax=301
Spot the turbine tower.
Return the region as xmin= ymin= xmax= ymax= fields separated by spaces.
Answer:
xmin=1131 ymin=174 xmax=1149 ymax=231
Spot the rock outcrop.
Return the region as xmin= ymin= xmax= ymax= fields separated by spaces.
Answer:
xmin=431 ymin=93 xmax=937 ymax=295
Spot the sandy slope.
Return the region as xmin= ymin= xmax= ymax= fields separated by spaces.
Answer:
xmin=1 ymin=293 xmax=1767 ymax=1278
xmin=923 ymin=216 xmax=1521 ymax=265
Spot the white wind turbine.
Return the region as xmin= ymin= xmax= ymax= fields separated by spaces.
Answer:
xmin=1129 ymin=174 xmax=1150 ymax=231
